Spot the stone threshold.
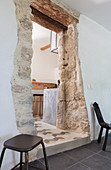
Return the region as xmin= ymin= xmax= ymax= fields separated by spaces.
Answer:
xmin=34 ymin=121 xmax=90 ymax=159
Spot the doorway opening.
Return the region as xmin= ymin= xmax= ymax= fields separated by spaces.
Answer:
xmin=12 ymin=0 xmax=90 ymax=159
xmin=29 ymin=1 xmax=90 ymax=156
xmin=31 ymin=22 xmax=59 ymax=125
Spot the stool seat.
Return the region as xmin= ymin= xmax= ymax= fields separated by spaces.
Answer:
xmin=0 ymin=134 xmax=49 ymax=170
xmin=4 ymin=134 xmax=42 ymax=152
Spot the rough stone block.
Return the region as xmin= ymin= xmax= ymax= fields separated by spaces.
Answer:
xmin=65 ymin=81 xmax=77 ymax=101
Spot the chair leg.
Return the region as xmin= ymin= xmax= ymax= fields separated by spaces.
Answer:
xmin=98 ymin=126 xmax=103 ymax=143
xmin=20 ymin=152 xmax=23 ymax=170
xmin=102 ymin=129 xmax=109 ymax=151
xmin=41 ymin=141 xmax=49 ymax=170
xmin=25 ymin=152 xmax=29 ymax=170
xmin=0 ymin=147 xmax=6 ymax=168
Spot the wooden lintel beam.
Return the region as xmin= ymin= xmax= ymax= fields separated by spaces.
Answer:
xmin=31 ymin=6 xmax=67 ymax=33
xmin=30 ymin=0 xmax=77 ymax=26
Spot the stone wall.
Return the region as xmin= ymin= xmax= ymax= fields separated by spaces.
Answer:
xmin=10 ymin=0 xmax=89 ymax=162
xmin=57 ymin=21 xmax=89 ymax=135
xmin=12 ymin=0 xmax=36 ymax=135
xmin=12 ymin=0 xmax=89 ymax=140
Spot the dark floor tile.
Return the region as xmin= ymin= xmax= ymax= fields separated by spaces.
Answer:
xmin=65 ymin=163 xmax=90 ymax=170
xmin=98 ymin=133 xmax=111 ymax=147
xmin=105 ymin=133 xmax=111 ymax=146
xmin=40 ymin=153 xmax=76 ymax=170
xmin=98 ymin=145 xmax=111 ymax=160
xmin=29 ymin=160 xmax=45 ymax=169
xmin=84 ymin=134 xmax=111 ymax=153
xmin=82 ymin=153 xmax=111 ymax=170
xmin=84 ymin=140 xmax=103 ymax=153
xmin=15 ymin=160 xmax=45 ymax=170
xmin=64 ymin=146 xmax=94 ymax=162
xmin=15 ymin=136 xmax=111 ymax=170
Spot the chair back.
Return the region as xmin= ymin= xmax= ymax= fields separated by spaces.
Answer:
xmin=93 ymin=102 xmax=105 ymax=125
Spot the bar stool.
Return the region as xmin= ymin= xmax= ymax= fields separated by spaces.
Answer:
xmin=0 ymin=134 xmax=49 ymax=170
xmin=93 ymin=102 xmax=111 ymax=151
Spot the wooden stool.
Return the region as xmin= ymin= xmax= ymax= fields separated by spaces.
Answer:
xmin=0 ymin=134 xmax=49 ymax=170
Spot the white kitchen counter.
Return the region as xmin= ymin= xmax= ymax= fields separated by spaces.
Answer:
xmin=43 ymin=88 xmax=58 ymax=126
xmin=32 ymin=90 xmax=44 ymax=95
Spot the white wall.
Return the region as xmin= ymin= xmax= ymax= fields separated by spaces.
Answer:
xmin=78 ymin=15 xmax=111 ymax=140
xmin=31 ymin=22 xmax=59 ymax=84
xmin=0 ymin=0 xmax=19 ymax=169
xmin=1 ymin=4 xmax=111 ymax=168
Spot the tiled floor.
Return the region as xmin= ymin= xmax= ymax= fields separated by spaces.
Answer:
xmin=35 ymin=121 xmax=88 ymax=147
xmin=34 ymin=120 xmax=89 ymax=158
xmin=16 ymin=134 xmax=111 ymax=170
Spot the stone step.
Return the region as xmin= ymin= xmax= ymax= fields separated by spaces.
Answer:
xmin=37 ymin=135 xmax=90 ymax=159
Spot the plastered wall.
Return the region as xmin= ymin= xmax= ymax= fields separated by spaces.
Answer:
xmin=31 ymin=22 xmax=59 ymax=84
xmin=0 ymin=0 xmax=19 ymax=169
xmin=78 ymin=15 xmax=111 ymax=139
xmin=2 ymin=0 xmax=111 ymax=168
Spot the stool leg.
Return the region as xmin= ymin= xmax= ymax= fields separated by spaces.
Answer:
xmin=102 ymin=129 xmax=109 ymax=151
xmin=25 ymin=152 xmax=28 ymax=170
xmin=41 ymin=142 xmax=49 ymax=170
xmin=98 ymin=126 xmax=103 ymax=143
xmin=0 ymin=147 xmax=6 ymax=168
xmin=20 ymin=152 xmax=23 ymax=170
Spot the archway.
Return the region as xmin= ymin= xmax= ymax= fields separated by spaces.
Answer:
xmin=12 ymin=0 xmax=89 ymax=141
xmin=30 ymin=0 xmax=90 ymax=134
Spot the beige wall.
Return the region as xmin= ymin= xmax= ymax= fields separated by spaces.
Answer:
xmin=57 ymin=23 xmax=89 ymax=134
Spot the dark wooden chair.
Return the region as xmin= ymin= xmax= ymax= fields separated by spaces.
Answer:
xmin=93 ymin=102 xmax=111 ymax=151
xmin=0 ymin=134 xmax=49 ymax=170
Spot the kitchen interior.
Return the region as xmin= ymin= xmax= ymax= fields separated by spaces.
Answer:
xmin=31 ymin=21 xmax=59 ymax=127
